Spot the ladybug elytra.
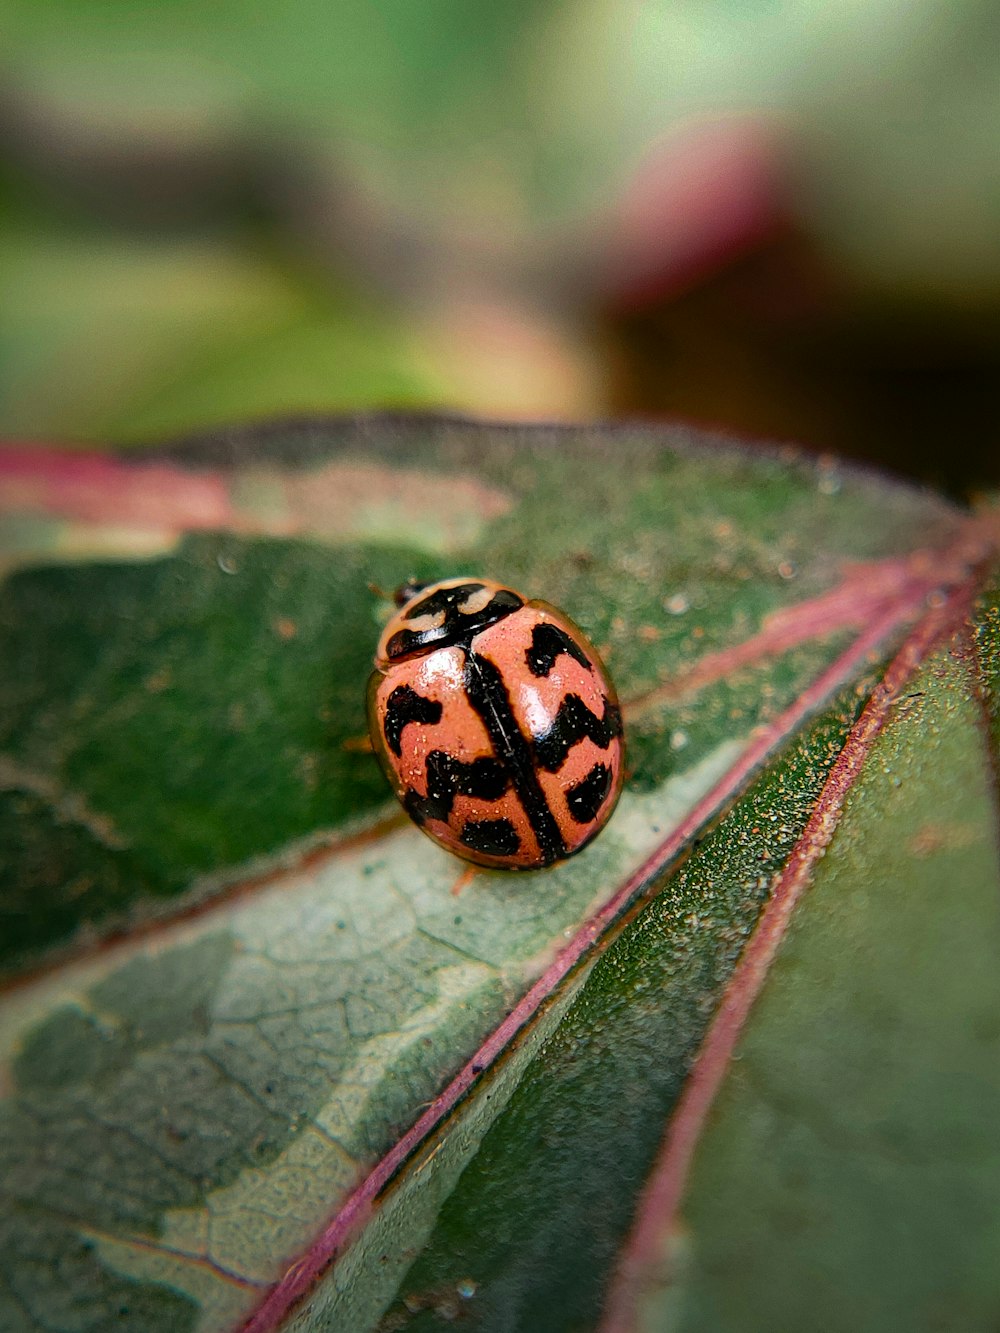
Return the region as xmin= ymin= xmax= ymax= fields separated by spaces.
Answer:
xmin=367 ymin=577 xmax=624 ymax=869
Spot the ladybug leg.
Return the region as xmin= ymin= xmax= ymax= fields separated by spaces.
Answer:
xmin=450 ymin=865 xmax=478 ymax=897
xmin=342 ymin=734 xmax=374 ymax=753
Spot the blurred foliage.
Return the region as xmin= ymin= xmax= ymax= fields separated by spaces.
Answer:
xmin=0 ymin=0 xmax=998 ymax=485
xmin=0 ymin=228 xmax=439 ymax=438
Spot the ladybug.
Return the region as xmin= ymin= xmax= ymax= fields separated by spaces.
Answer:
xmin=367 ymin=577 xmax=624 ymax=869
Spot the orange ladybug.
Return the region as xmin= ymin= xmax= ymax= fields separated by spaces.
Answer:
xmin=367 ymin=578 xmax=624 ymax=869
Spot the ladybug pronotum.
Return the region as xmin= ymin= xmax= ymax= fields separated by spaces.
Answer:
xmin=367 ymin=577 xmax=624 ymax=869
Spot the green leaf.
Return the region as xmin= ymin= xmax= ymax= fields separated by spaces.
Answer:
xmin=658 ymin=616 xmax=1000 ymax=1333
xmin=333 ymin=685 xmax=873 ymax=1333
xmin=0 ymin=418 xmax=995 ymax=1333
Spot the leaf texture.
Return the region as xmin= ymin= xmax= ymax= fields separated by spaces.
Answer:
xmin=0 ymin=417 xmax=995 ymax=1333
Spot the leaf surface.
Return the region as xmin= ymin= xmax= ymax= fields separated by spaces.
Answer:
xmin=0 ymin=418 xmax=995 ymax=1333
xmin=655 ymin=615 xmax=1000 ymax=1333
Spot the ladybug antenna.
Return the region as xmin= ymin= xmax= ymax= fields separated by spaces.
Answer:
xmin=394 ymin=579 xmax=431 ymax=607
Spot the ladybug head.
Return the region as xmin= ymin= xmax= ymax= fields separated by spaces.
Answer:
xmin=375 ymin=577 xmax=525 ymax=667
xmin=393 ymin=579 xmax=432 ymax=607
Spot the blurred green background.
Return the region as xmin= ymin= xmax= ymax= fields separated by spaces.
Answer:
xmin=2 ymin=0 xmax=998 ymax=491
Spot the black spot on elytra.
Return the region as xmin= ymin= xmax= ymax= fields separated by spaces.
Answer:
xmin=464 ymin=651 xmax=567 ymax=864
xmin=460 ymin=818 xmax=521 ymax=857
xmin=533 ymin=695 xmax=622 ymax=772
xmin=403 ymin=751 xmax=509 ymax=825
xmin=525 ymin=622 xmax=591 ymax=677
xmin=566 ymin=762 xmax=613 ymax=824
xmin=383 ymin=685 xmax=442 ymax=757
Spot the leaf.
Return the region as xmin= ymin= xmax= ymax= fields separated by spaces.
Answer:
xmin=0 ymin=417 xmax=995 ymax=1333
xmin=645 ymin=609 xmax=1000 ymax=1333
